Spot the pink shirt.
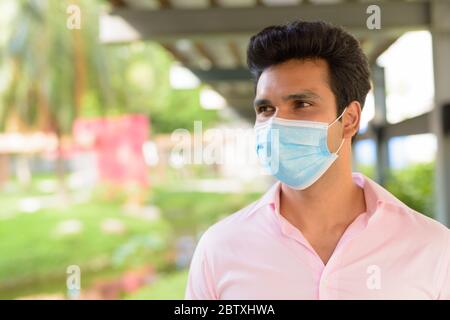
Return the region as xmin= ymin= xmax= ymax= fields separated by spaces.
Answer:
xmin=185 ymin=173 xmax=450 ymax=300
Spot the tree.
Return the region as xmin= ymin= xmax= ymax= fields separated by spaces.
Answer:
xmin=1 ymin=0 xmax=111 ymax=192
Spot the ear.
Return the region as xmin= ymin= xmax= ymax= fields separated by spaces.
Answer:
xmin=342 ymin=101 xmax=361 ymax=139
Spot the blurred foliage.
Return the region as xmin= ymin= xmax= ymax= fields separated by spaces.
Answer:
xmin=356 ymin=162 xmax=434 ymax=218
xmin=1 ymin=0 xmax=108 ymax=133
xmin=0 ymin=0 xmax=219 ymax=136
xmin=0 ymin=173 xmax=261 ymax=298
xmin=112 ymin=234 xmax=168 ymax=268
xmin=355 ymin=164 xmax=375 ymax=180
xmin=149 ymin=86 xmax=219 ymax=134
xmin=91 ymin=42 xmax=219 ymax=134
xmin=386 ymin=162 xmax=434 ymax=218
xmin=149 ymin=186 xmax=261 ymax=237
xmin=0 ymin=189 xmax=173 ymax=298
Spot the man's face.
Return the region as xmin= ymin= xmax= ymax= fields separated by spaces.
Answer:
xmin=254 ymin=58 xmax=345 ymax=152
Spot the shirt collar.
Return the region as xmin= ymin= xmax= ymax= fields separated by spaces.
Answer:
xmin=252 ymin=172 xmax=406 ymax=223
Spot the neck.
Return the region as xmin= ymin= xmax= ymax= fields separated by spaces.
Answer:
xmin=279 ymin=147 xmax=366 ymax=232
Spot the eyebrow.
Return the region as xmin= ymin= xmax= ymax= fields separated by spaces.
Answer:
xmin=253 ymin=90 xmax=321 ymax=108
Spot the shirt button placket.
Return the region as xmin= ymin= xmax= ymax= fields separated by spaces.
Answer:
xmin=318 ymin=267 xmax=336 ymax=300
xmin=318 ymin=274 xmax=328 ymax=300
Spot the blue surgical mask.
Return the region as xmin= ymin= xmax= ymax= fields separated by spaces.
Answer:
xmin=254 ymin=108 xmax=346 ymax=190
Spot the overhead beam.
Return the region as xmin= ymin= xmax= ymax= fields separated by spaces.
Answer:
xmin=157 ymin=0 xmax=172 ymax=9
xmin=191 ymin=67 xmax=252 ymax=82
xmin=356 ymin=112 xmax=431 ymax=142
xmin=193 ymin=42 xmax=217 ymax=66
xmin=228 ymin=41 xmax=244 ymax=67
xmin=104 ymin=2 xmax=431 ymax=42
xmin=384 ymin=112 xmax=430 ymax=138
xmin=109 ymin=0 xmax=127 ymax=7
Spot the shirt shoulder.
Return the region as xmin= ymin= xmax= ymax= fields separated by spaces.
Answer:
xmin=202 ymin=198 xmax=265 ymax=247
xmin=361 ymin=173 xmax=450 ymax=240
xmin=378 ymin=187 xmax=450 ymax=291
xmin=388 ymin=200 xmax=450 ymax=241
xmin=405 ymin=210 xmax=450 ymax=298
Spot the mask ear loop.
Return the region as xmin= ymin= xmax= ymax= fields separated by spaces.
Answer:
xmin=328 ymin=107 xmax=347 ymax=127
xmin=335 ymin=137 xmax=346 ymax=155
xmin=329 ymin=107 xmax=347 ymax=155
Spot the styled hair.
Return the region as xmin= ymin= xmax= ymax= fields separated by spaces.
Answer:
xmin=246 ymin=20 xmax=371 ymax=122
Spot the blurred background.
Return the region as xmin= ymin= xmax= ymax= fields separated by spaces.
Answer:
xmin=0 ymin=0 xmax=449 ymax=299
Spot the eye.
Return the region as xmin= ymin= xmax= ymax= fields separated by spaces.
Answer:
xmin=256 ymin=105 xmax=275 ymax=114
xmin=294 ymin=101 xmax=312 ymax=109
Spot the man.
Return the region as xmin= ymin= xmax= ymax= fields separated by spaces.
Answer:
xmin=185 ymin=20 xmax=450 ymax=299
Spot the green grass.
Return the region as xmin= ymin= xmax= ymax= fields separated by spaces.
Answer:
xmin=149 ymin=186 xmax=261 ymax=237
xmin=0 ymin=179 xmax=261 ymax=299
xmin=0 ymin=199 xmax=173 ymax=298
xmin=125 ymin=269 xmax=189 ymax=300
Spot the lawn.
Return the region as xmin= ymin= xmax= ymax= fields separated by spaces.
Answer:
xmin=0 ymin=199 xmax=172 ymax=298
xmin=0 ymin=177 xmax=261 ymax=299
xmin=125 ymin=269 xmax=189 ymax=300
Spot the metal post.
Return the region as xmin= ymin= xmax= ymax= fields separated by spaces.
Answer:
xmin=431 ymin=0 xmax=450 ymax=226
xmin=371 ymin=63 xmax=390 ymax=186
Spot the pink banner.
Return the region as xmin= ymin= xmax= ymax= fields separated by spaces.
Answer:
xmin=73 ymin=114 xmax=149 ymax=187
